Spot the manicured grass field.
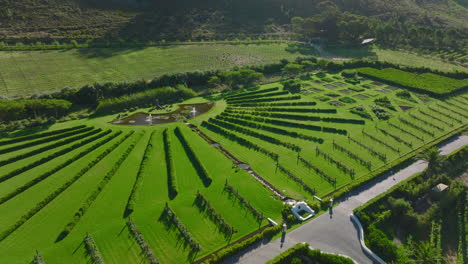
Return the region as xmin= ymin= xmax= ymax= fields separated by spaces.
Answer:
xmin=0 ymin=43 xmax=300 ymax=96
xmin=0 ymin=71 xmax=467 ymax=264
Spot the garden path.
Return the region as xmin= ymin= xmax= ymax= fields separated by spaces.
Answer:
xmin=221 ymin=135 xmax=468 ymax=264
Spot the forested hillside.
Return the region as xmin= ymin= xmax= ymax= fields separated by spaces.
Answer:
xmin=0 ymin=0 xmax=467 ymax=49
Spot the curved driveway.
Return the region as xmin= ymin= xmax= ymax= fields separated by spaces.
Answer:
xmin=221 ymin=135 xmax=468 ymax=264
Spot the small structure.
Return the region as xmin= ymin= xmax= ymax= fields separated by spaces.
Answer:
xmin=291 ymin=201 xmax=315 ymax=221
xmin=361 ymin=38 xmax=376 ymax=45
xmin=431 ymin=183 xmax=449 ymax=200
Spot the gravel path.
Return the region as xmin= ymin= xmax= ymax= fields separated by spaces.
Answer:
xmin=221 ymin=135 xmax=468 ymax=264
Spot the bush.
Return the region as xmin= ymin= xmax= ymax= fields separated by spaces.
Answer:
xmin=365 ymin=225 xmax=399 ymax=261
xmin=338 ymin=97 xmax=356 ymax=104
xmin=0 ymin=125 xmax=85 ymax=147
xmin=163 ymin=129 xmax=178 ymax=198
xmin=282 ymin=79 xmax=302 ymax=93
xmin=266 ymin=243 xmax=354 ymax=264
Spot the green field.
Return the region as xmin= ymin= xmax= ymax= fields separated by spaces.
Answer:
xmin=0 ymin=72 xmax=467 ymax=263
xmin=0 ymin=43 xmax=300 ymax=97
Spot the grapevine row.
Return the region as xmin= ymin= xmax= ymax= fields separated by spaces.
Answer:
xmin=348 ymin=136 xmax=387 ymax=162
xmin=195 ymin=191 xmax=236 ymax=236
xmin=84 ymin=233 xmax=105 ymax=264
xmin=277 ymin=164 xmax=316 ymax=195
xmin=388 ymin=122 xmax=424 ymax=142
xmin=127 ymin=218 xmax=159 ymax=264
xmin=332 ymin=141 xmax=371 ymax=169
xmin=409 ymin=112 xmax=444 ymax=131
xmin=362 ymin=130 xmax=400 ymax=153
xmin=377 ymin=127 xmax=413 ymax=147
xmin=398 ymin=117 xmax=435 ymax=137
xmin=428 ymin=106 xmax=463 ymax=123
xmin=223 ymin=181 xmax=264 ymax=222
xmin=163 ymin=203 xmax=202 ymax=251
xmin=0 ymin=125 xmax=85 ymax=147
xmin=298 ymin=156 xmax=336 ymax=185
xmin=316 ymin=147 xmax=355 ymax=176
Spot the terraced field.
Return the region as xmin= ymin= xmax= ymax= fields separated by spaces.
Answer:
xmin=0 ymin=72 xmax=467 ymax=264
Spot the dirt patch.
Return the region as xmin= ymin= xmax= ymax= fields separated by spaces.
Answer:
xmin=421 ymin=98 xmax=432 ymax=103
xmin=323 ymin=84 xmax=338 ymax=89
xmin=399 ymin=105 xmax=414 ymax=111
xmin=353 ymin=94 xmax=369 ymax=100
xmin=328 ymin=101 xmax=343 ymax=107
xmin=310 ymin=88 xmax=323 ymax=92
xmin=370 ymin=81 xmax=384 ymax=86
xmin=385 ymin=86 xmax=399 ymax=91
xmin=376 ymin=88 xmax=391 ymax=93
xmin=334 ymin=82 xmax=347 ymax=87
xmin=339 ymin=89 xmax=351 ymax=94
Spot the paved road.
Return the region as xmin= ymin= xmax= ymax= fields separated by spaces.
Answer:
xmin=222 ymin=135 xmax=468 ymax=264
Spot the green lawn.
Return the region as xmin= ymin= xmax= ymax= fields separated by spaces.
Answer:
xmin=0 ymin=71 xmax=467 ymax=264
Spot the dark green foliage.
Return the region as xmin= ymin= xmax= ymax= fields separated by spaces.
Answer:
xmin=163 ymin=129 xmax=177 ymax=199
xmin=162 ymin=203 xmax=201 ymax=252
xmin=374 ymin=96 xmax=395 ymax=111
xmin=395 ymin=90 xmax=417 ymax=103
xmin=201 ymin=121 xmax=279 ymax=161
xmin=0 ymin=125 xmax=85 ymax=147
xmin=126 ymin=131 xmax=155 ymax=215
xmin=282 ymin=80 xmax=302 ymax=93
xmin=223 ymin=181 xmax=264 ymax=222
xmin=174 ymin=127 xmax=212 ymax=186
xmin=59 ymin=133 xmax=141 ymax=240
xmin=219 ymin=69 xmax=263 ymax=88
xmin=316 ymin=147 xmax=355 ymax=176
xmin=341 ymin=70 xmax=357 ymax=78
xmin=0 ymin=131 xmax=133 ymax=242
xmin=266 ymin=243 xmax=354 ymax=264
xmin=365 ymin=225 xmax=399 ymax=261
xmin=233 ymin=101 xmax=316 ymax=107
xmin=371 ymin=105 xmax=391 ymax=120
xmin=225 ymin=87 xmax=279 ymax=100
xmin=84 ymin=234 xmax=105 ymax=264
xmin=0 ymin=98 xmax=72 ymax=122
xmin=127 ymin=218 xmax=159 ymax=264
xmin=338 ymin=97 xmax=356 ymax=104
xmin=195 ymin=191 xmax=236 ymax=236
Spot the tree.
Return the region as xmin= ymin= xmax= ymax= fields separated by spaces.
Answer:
xmin=281 ymin=63 xmax=304 ymax=76
xmin=283 ymin=80 xmax=302 ymax=93
xmin=417 ymin=147 xmax=443 ymax=177
xmin=207 ymin=76 xmax=221 ymax=87
xmin=411 ymin=241 xmax=442 ymax=264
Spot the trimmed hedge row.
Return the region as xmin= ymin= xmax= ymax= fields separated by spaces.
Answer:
xmin=232 ymin=102 xmax=317 ymax=107
xmin=125 ymin=131 xmax=154 ymax=215
xmin=226 ymin=91 xmax=289 ymax=103
xmin=398 ymin=117 xmax=434 ymax=137
xmin=163 ymin=203 xmax=201 ymax=251
xmin=277 ymin=164 xmax=316 ymax=195
xmin=225 ymin=109 xmax=363 ymax=124
xmin=0 ymin=130 xmax=114 ymax=199
xmin=224 ymin=87 xmax=279 ymax=100
xmin=388 ymin=122 xmax=424 ymax=142
xmin=174 ymin=127 xmax=212 ymax=186
xmin=333 ymin=141 xmax=371 ymax=170
xmin=0 ymin=127 xmax=101 ymax=168
xmin=201 ymin=121 xmax=279 ymax=161
xmin=223 ymin=181 xmax=264 ymax=222
xmin=59 ymin=133 xmax=141 ymax=240
xmin=163 ymin=129 xmax=177 ymax=199
xmin=127 ymin=218 xmax=159 ymax=264
xmin=408 ymin=112 xmax=444 ymax=131
xmin=84 ymin=233 xmax=105 ymax=264
xmin=229 ymin=106 xmax=336 ymax=113
xmin=428 ymin=106 xmax=463 ymax=123
xmin=227 ymin=95 xmax=301 ymax=105
xmin=316 ymin=147 xmax=355 ymax=176
xmin=265 ymin=243 xmax=354 ymax=264
xmin=223 ymin=112 xmax=347 ymax=135
xmin=217 ymin=114 xmax=323 ymax=144
xmin=199 ymin=224 xmax=282 ymax=264
xmin=208 ymin=118 xmax=301 ymax=152
xmin=298 ymin=156 xmax=336 ymax=185
xmin=195 ymin=191 xmax=236 ymax=236
xmin=363 ymin=130 xmax=400 ymax=153
xmin=0 ymin=131 xmax=133 ymax=242
xmin=378 ymin=127 xmax=413 ymax=147
xmin=348 ymin=136 xmax=387 ymax=162
xmin=0 ymin=125 xmax=85 ymax=147
xmin=0 ymin=126 xmax=93 ymax=155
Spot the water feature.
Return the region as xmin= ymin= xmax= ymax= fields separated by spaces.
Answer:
xmin=112 ymin=102 xmax=214 ymax=126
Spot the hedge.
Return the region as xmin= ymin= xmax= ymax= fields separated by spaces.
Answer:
xmin=265 ymin=243 xmax=354 ymax=264
xmin=174 ymin=127 xmax=212 ymax=186
xmin=226 ymin=91 xmax=289 ymax=103
xmin=0 ymin=129 xmax=112 ymax=192
xmin=0 ymin=125 xmax=93 ymax=155
xmin=0 ymin=131 xmax=134 ymax=242
xmin=163 ymin=129 xmax=178 ymax=199
xmin=199 ymin=224 xmax=282 ymax=264
xmin=84 ymin=233 xmax=105 ymax=264
xmin=125 ymin=131 xmax=155 ymax=215
xmin=229 ymin=107 xmax=336 ymax=113
xmin=232 ymin=102 xmax=317 ymax=107
xmin=227 ymin=95 xmax=301 ymax=105
xmin=201 ymin=121 xmax=279 ymax=161
xmin=0 ymin=125 xmax=85 ymax=147
xmin=224 ymin=87 xmax=279 ymax=100
xmin=58 ymin=132 xmax=142 ymax=240
xmin=0 ymin=127 xmax=101 ymax=169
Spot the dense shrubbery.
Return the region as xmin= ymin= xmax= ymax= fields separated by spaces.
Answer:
xmin=362 ymin=130 xmax=400 ymax=153
xmin=223 ymin=181 xmax=264 ymax=222
xmin=350 ymin=105 xmax=372 ymax=120
xmin=277 ymin=164 xmax=316 ymax=195
xmin=217 ymin=114 xmax=323 ymax=143
xmin=59 ymin=133 xmax=141 ymax=240
xmin=374 ymin=96 xmax=395 ymax=111
xmin=163 ymin=129 xmax=177 ymax=198
xmin=126 ymin=131 xmax=154 ymax=215
xmin=357 ymin=67 xmax=468 ymax=96
xmin=84 ymin=233 xmax=105 ymax=264
xmin=265 ymin=243 xmax=354 ymax=264
xmin=208 ymin=118 xmax=302 ymax=152
xmin=162 ymin=203 xmax=201 ymax=251
xmin=201 ymin=121 xmax=279 ymax=160
xmin=200 ymin=224 xmax=282 ymax=264
xmin=225 ymin=87 xmax=279 ymax=100
xmin=127 ymin=218 xmax=159 ymax=264
xmin=316 ymin=147 xmax=355 ymax=176
xmin=338 ymin=96 xmax=356 ymax=104
xmin=95 ymin=85 xmax=196 ymax=114
xmin=0 ymin=131 xmax=133 ymax=242
xmin=174 ymin=127 xmax=212 ymax=186
xmin=0 ymin=125 xmax=85 ymax=147
xmin=195 ymin=191 xmax=236 ymax=236
xmin=395 ymin=90 xmax=417 ymax=103
xmin=218 ymin=69 xmax=264 ymax=88
xmin=371 ymin=105 xmax=391 ymax=120
xmin=0 ymin=127 xmax=99 ymax=168
xmin=0 ymin=98 xmax=72 ymax=122
xmin=282 ymin=79 xmax=302 ymax=93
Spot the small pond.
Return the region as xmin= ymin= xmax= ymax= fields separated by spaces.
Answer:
xmin=112 ymin=102 xmax=215 ymax=126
